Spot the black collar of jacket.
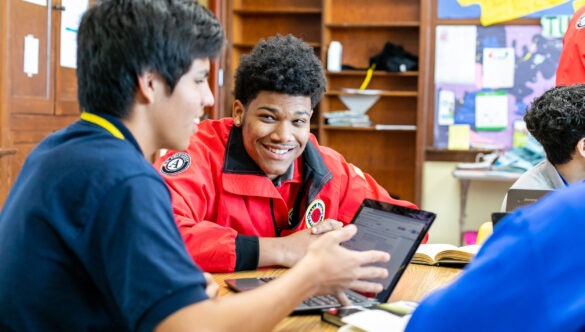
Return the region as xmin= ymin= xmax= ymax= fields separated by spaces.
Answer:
xmin=223 ymin=125 xmax=333 ymax=228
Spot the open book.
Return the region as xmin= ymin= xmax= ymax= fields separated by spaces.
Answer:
xmin=411 ymin=244 xmax=480 ymax=266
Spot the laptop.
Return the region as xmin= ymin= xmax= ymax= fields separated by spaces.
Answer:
xmin=224 ymin=199 xmax=436 ymax=314
xmin=491 ymin=212 xmax=508 ymax=228
xmin=505 ymin=188 xmax=550 ymax=212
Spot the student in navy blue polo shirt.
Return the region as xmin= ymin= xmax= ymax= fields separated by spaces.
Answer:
xmin=0 ymin=1 xmax=391 ymax=331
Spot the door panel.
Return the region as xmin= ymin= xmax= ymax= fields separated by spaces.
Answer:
xmin=8 ymin=0 xmax=53 ymax=115
xmin=1 ymin=0 xmax=81 ymax=206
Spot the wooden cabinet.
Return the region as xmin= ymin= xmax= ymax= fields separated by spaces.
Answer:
xmin=224 ymin=0 xmax=430 ymax=204
xmin=319 ymin=0 xmax=430 ymax=204
xmin=0 ymin=1 xmax=84 ymax=205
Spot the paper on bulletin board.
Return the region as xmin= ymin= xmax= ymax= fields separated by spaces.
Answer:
xmin=448 ymin=124 xmax=470 ymax=150
xmin=482 ymin=48 xmax=515 ymax=88
xmin=435 ymin=26 xmax=477 ymax=85
xmin=457 ymin=0 xmax=571 ymax=26
xmin=438 ymin=90 xmax=456 ymax=125
xmin=513 ymin=120 xmax=529 ymax=147
xmin=60 ymin=0 xmax=89 ymax=68
xmin=475 ymin=91 xmax=508 ymax=131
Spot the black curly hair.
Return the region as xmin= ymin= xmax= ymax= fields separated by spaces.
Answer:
xmin=234 ymin=34 xmax=326 ymax=109
xmin=77 ymin=0 xmax=225 ymax=118
xmin=525 ymin=84 xmax=585 ymax=165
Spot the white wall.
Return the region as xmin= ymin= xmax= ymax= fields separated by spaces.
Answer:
xmin=421 ymin=161 xmax=513 ymax=245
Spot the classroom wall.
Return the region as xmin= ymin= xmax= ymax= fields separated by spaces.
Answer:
xmin=421 ymin=161 xmax=512 ymax=245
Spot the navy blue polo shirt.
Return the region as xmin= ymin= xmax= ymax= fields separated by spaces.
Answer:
xmin=0 ymin=113 xmax=208 ymax=331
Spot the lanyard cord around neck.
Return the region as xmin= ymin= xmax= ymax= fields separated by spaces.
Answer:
xmin=80 ymin=112 xmax=125 ymax=140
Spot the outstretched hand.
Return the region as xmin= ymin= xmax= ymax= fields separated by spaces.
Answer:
xmin=301 ymin=225 xmax=390 ymax=305
xmin=258 ymin=219 xmax=344 ymax=268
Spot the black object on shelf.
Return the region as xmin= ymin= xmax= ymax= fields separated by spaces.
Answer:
xmin=370 ymin=42 xmax=418 ymax=72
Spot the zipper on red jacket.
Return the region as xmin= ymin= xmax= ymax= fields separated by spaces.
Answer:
xmin=269 ymin=199 xmax=282 ymax=237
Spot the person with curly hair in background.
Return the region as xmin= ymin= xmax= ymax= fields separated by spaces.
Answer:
xmin=155 ymin=34 xmax=420 ymax=273
xmin=502 ymin=84 xmax=585 ymax=210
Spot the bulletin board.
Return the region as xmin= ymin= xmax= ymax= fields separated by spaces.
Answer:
xmin=433 ymin=25 xmax=564 ymax=150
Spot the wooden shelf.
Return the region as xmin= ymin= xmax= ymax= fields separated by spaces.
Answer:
xmin=233 ymin=8 xmax=321 ymax=15
xmin=425 ymin=147 xmax=496 ymax=162
xmin=233 ymin=41 xmax=321 ymax=49
xmin=324 ymin=125 xmax=417 ymax=132
xmin=327 ymin=70 xmax=418 ymax=77
xmin=326 ymin=90 xmax=418 ymax=97
xmin=325 ymin=21 xmax=420 ymax=28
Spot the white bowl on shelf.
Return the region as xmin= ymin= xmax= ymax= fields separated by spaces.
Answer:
xmin=337 ymin=88 xmax=382 ymax=115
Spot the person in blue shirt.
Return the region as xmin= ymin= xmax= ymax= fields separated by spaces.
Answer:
xmin=0 ymin=1 xmax=391 ymax=331
xmin=407 ymin=182 xmax=585 ymax=331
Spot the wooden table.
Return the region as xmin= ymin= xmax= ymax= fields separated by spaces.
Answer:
xmin=213 ymin=264 xmax=462 ymax=331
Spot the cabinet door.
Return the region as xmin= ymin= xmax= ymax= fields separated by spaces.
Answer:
xmin=1 ymin=0 xmax=80 ymax=205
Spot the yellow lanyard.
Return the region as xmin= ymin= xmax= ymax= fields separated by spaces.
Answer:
xmin=80 ymin=112 xmax=125 ymax=140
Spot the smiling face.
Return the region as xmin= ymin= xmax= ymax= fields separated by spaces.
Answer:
xmin=233 ymin=91 xmax=313 ymax=180
xmin=154 ymin=58 xmax=214 ymax=151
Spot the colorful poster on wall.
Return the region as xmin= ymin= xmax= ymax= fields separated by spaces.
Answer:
xmin=459 ymin=0 xmax=571 ymax=26
xmin=438 ymin=0 xmax=575 ymax=19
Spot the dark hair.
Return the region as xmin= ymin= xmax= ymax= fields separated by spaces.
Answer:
xmin=525 ymin=84 xmax=585 ymax=165
xmin=77 ymin=0 xmax=225 ymax=118
xmin=234 ymin=34 xmax=326 ymax=109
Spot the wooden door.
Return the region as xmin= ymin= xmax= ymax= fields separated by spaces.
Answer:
xmin=0 ymin=0 xmax=79 ymax=206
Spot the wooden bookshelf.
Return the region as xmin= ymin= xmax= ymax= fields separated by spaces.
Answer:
xmin=319 ymin=0 xmax=430 ymax=204
xmin=225 ymin=0 xmax=430 ymax=204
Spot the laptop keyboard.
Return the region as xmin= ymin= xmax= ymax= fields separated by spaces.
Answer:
xmin=302 ymin=292 xmax=371 ymax=306
xmin=257 ymin=276 xmax=373 ymax=310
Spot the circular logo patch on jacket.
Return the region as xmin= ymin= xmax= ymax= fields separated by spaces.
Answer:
xmin=305 ymin=199 xmax=325 ymax=228
xmin=160 ymin=152 xmax=191 ymax=175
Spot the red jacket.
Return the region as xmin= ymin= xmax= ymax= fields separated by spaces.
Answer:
xmin=556 ymin=6 xmax=585 ymax=86
xmin=155 ymin=118 xmax=418 ymax=272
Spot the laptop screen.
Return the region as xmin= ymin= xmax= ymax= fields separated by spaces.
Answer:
xmin=505 ymin=189 xmax=550 ymax=212
xmin=341 ymin=199 xmax=435 ymax=303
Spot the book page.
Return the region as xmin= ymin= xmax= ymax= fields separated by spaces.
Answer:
xmin=413 ymin=244 xmax=459 ymax=264
xmin=435 ymin=244 xmax=480 ymax=262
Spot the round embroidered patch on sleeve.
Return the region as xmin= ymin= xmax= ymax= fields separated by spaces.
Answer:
xmin=160 ymin=152 xmax=191 ymax=175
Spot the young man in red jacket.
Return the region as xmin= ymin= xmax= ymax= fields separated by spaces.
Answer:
xmin=155 ymin=34 xmax=420 ymax=273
